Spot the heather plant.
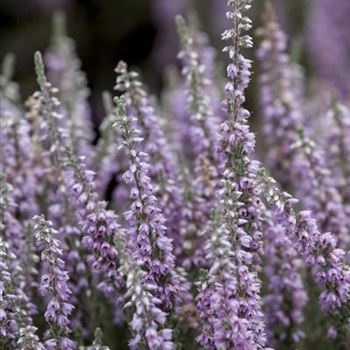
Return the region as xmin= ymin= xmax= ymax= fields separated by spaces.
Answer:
xmin=1 ymin=0 xmax=350 ymax=349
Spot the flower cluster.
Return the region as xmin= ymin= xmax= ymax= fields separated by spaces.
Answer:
xmin=114 ymin=96 xmax=190 ymax=312
xmin=33 ymin=215 xmax=75 ymax=350
xmin=2 ymin=0 xmax=350 ymax=349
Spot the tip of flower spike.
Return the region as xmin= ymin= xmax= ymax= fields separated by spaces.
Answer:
xmin=34 ymin=51 xmax=47 ymax=88
xmin=175 ymin=15 xmax=186 ymax=32
xmin=1 ymin=53 xmax=15 ymax=82
xmin=175 ymin=15 xmax=189 ymax=47
xmin=115 ymin=61 xmax=127 ymax=74
xmin=52 ymin=11 xmax=67 ymax=43
xmin=262 ymin=1 xmax=276 ymax=23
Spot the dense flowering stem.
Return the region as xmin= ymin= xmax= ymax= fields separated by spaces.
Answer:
xmin=114 ymin=96 xmax=190 ymax=313
xmin=258 ymin=170 xmax=350 ymax=339
xmin=307 ymin=0 xmax=350 ymax=98
xmin=33 ymin=215 xmax=75 ymax=350
xmin=324 ymin=100 xmax=350 ymax=224
xmin=291 ymin=130 xmax=349 ymax=248
xmin=263 ymin=211 xmax=307 ymax=347
xmin=45 ymin=12 xmax=94 ymax=159
xmin=196 ymin=208 xmax=265 ymax=349
xmin=0 ymin=55 xmax=39 ymax=222
xmin=65 ymin=147 xmax=124 ymax=321
xmin=257 ymin=4 xmax=348 ymax=247
xmin=175 ymin=16 xmax=220 ymax=268
xmin=34 ymin=52 xmax=92 ymax=332
xmin=0 ymin=237 xmax=42 ymax=349
xmin=176 ymin=15 xmax=219 ymax=167
xmin=197 ymin=1 xmax=270 ymax=348
xmin=115 ymin=234 xmax=175 ymax=350
xmin=256 ymin=3 xmax=302 ymax=187
xmin=115 ymin=62 xmax=183 ymax=248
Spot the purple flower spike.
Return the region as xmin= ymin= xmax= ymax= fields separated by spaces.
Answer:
xmin=65 ymin=147 xmax=124 ymax=322
xmin=114 ymin=96 xmax=191 ymax=313
xmin=33 ymin=215 xmax=75 ymax=350
xmin=264 ymin=212 xmax=307 ymax=346
xmin=197 ymin=1 xmax=271 ymax=348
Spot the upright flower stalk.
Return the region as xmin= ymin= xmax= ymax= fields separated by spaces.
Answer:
xmin=258 ymin=170 xmax=350 ymax=339
xmin=175 ymin=15 xmax=219 ymax=269
xmin=197 ymin=1 xmax=270 ymax=348
xmin=65 ymin=148 xmax=124 ymax=322
xmin=324 ymin=100 xmax=350 ymax=225
xmin=256 ymin=3 xmax=302 ymax=186
xmin=291 ymin=130 xmax=349 ymax=248
xmin=0 ymin=236 xmax=43 ymax=349
xmin=115 ymin=62 xmax=183 ymax=248
xmin=257 ymin=4 xmax=348 ymax=247
xmin=33 ymin=52 xmax=91 ymax=330
xmin=263 ymin=212 xmax=307 ymax=347
xmin=45 ymin=12 xmax=94 ymax=159
xmin=33 ymin=215 xmax=75 ymax=350
xmin=113 ymin=96 xmax=190 ymax=312
xmin=115 ymin=234 xmax=175 ymax=350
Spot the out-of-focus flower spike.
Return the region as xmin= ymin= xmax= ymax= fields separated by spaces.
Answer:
xmin=256 ymin=2 xmax=302 ymax=186
xmin=0 ymin=53 xmax=19 ymax=104
xmin=291 ymin=129 xmax=349 ymax=248
xmin=45 ymin=11 xmax=94 ymax=160
xmin=324 ymin=98 xmax=350 ymax=224
xmin=0 ymin=237 xmax=42 ymax=349
xmin=263 ymin=210 xmax=308 ymax=346
xmin=175 ymin=15 xmax=221 ymax=269
xmin=307 ymin=0 xmax=350 ymax=98
xmin=81 ymin=327 xmax=110 ymax=350
xmin=33 ymin=215 xmax=76 ymax=350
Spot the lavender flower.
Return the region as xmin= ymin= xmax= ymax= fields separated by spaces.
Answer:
xmin=263 ymin=212 xmax=307 ymax=346
xmin=34 ymin=52 xmax=92 ymax=330
xmin=0 ymin=56 xmax=39 ymax=221
xmin=114 ymin=96 xmax=190 ymax=312
xmin=257 ymin=5 xmax=348 ymax=247
xmin=323 ymin=100 xmax=350 ymax=224
xmin=291 ymin=130 xmax=349 ymax=248
xmin=197 ymin=1 xmax=270 ymax=348
xmin=175 ymin=16 xmax=220 ymax=268
xmin=45 ymin=12 xmax=94 ymax=159
xmin=64 ymin=148 xmax=124 ymax=322
xmin=115 ymin=234 xmax=175 ymax=350
xmin=17 ymin=326 xmax=45 ymax=350
xmin=0 ymin=237 xmax=41 ymax=348
xmin=176 ymin=15 xmax=219 ymax=165
xmin=256 ymin=3 xmax=302 ymax=186
xmin=258 ymin=170 xmax=350 ymax=337
xmin=115 ymin=61 xmax=183 ymax=251
xmin=196 ymin=209 xmax=263 ymax=349
xmin=33 ymin=215 xmax=75 ymax=350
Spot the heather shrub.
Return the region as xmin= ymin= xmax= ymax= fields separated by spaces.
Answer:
xmin=1 ymin=1 xmax=350 ymax=349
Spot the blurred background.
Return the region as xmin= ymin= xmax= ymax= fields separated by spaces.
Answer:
xmin=2 ymin=0 xmax=349 ymax=126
